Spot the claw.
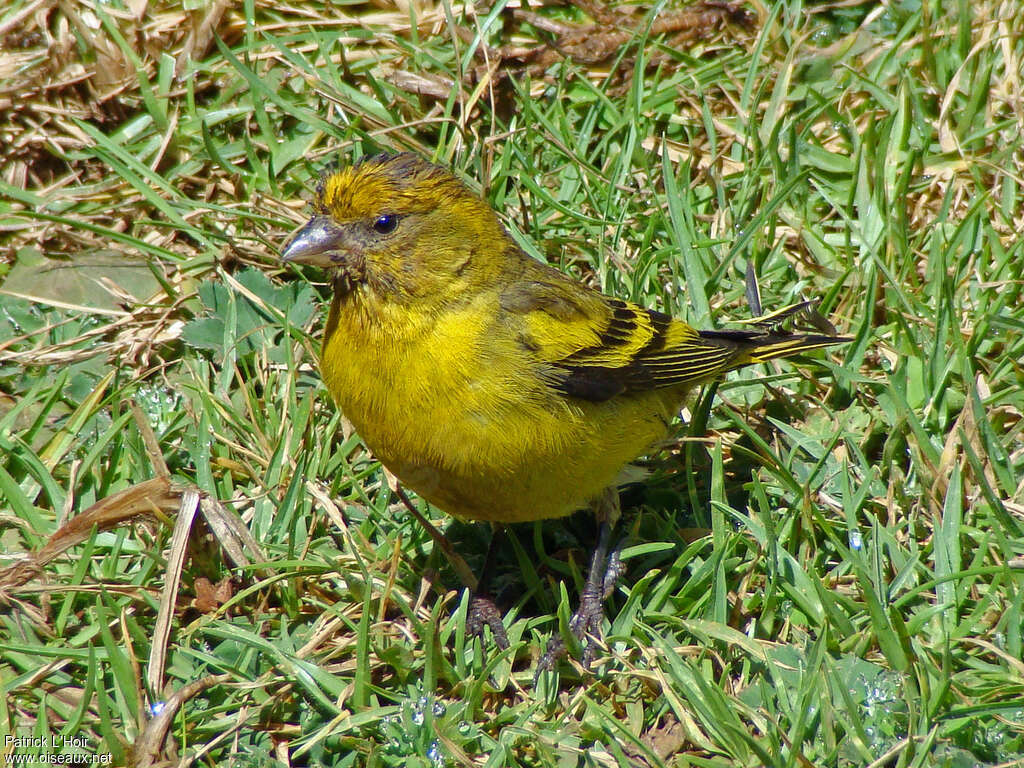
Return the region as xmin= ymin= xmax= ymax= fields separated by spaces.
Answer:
xmin=537 ymin=515 xmax=624 ymax=675
xmin=466 ymin=593 xmax=509 ymax=650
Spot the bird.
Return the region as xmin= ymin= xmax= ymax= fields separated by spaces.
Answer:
xmin=281 ymin=151 xmax=850 ymax=669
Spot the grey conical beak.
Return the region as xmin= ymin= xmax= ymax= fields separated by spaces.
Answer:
xmin=280 ymin=216 xmax=346 ymax=268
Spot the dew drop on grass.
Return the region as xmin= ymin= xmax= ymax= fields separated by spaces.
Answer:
xmin=427 ymin=740 xmax=446 ymax=768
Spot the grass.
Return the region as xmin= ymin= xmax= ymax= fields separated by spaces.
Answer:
xmin=2 ymin=0 xmax=1023 ymax=765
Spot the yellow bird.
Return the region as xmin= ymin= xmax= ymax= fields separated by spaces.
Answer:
xmin=282 ymin=152 xmax=848 ymax=666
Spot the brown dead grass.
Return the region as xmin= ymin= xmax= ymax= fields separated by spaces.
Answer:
xmin=0 ymin=0 xmax=754 ymax=254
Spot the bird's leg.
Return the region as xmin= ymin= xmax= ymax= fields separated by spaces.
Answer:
xmin=394 ymin=485 xmax=478 ymax=590
xmin=394 ymin=487 xmax=509 ymax=649
xmin=539 ymin=489 xmax=623 ymax=672
xmin=465 ymin=524 xmax=510 ymax=650
xmin=568 ymin=517 xmax=614 ymax=665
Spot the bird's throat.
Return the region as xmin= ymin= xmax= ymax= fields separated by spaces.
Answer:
xmin=332 ymin=272 xmax=361 ymax=297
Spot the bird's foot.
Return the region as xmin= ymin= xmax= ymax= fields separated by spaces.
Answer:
xmin=466 ymin=592 xmax=509 ymax=650
xmin=537 ymin=542 xmax=624 ymax=673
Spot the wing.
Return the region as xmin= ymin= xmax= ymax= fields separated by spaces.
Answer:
xmin=500 ymin=277 xmax=738 ymax=402
xmin=501 ymin=275 xmax=848 ymax=403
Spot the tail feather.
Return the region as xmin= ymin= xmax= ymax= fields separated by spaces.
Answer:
xmin=698 ymin=328 xmax=852 ymax=367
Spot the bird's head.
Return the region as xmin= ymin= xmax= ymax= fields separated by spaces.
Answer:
xmin=281 ymin=153 xmax=507 ymax=303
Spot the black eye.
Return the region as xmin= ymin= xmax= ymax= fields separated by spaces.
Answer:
xmin=373 ymin=214 xmax=398 ymax=234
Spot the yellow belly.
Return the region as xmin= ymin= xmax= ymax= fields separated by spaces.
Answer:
xmin=365 ymin=396 xmax=677 ymax=523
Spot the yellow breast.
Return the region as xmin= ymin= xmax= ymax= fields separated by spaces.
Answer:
xmin=320 ymin=289 xmax=682 ymax=522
